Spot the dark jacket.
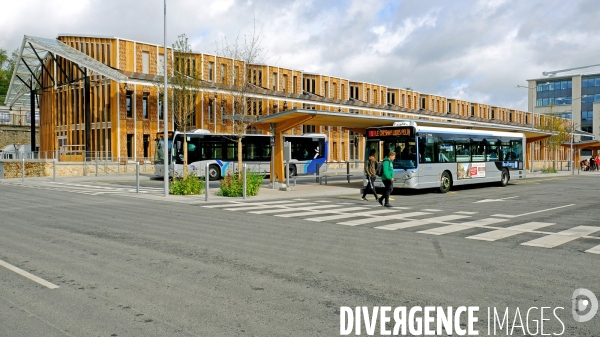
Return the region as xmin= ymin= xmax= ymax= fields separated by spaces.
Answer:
xmin=364 ymin=158 xmax=377 ymax=177
xmin=381 ymin=157 xmax=394 ymax=181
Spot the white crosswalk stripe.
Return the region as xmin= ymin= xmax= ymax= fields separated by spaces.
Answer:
xmin=338 ymin=212 xmax=432 ymax=226
xmin=1 ymin=181 xmax=161 ymax=195
xmin=419 ymin=218 xmax=508 ymax=235
xmin=521 ymin=226 xmax=600 ymax=248
xmin=375 ymin=215 xmax=472 ymax=231
xmin=274 ymin=206 xmax=370 ymax=218
xmin=466 ymin=222 xmax=555 ymax=241
xmin=203 ymin=200 xmax=600 ymax=254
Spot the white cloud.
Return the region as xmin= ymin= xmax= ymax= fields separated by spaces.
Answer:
xmin=209 ymin=0 xmax=234 ymax=17
xmin=3 ymin=0 xmax=600 ymax=111
xmin=371 ymin=9 xmax=439 ymax=55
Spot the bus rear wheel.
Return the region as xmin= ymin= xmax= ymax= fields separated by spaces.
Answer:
xmin=287 ymin=165 xmax=297 ymax=177
xmin=499 ymin=169 xmax=509 ymax=187
xmin=439 ymin=171 xmax=452 ymax=193
xmin=208 ymin=164 xmax=221 ymax=181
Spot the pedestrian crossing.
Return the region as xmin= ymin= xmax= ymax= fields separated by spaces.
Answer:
xmin=0 ymin=181 xmax=162 ymax=195
xmin=204 ymin=199 xmax=600 ymax=255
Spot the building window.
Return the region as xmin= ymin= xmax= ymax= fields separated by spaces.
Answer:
xmin=208 ymin=99 xmax=214 ymax=123
xmin=127 ymin=134 xmax=134 ymax=158
xmin=233 ymin=66 xmax=238 ymax=85
xmin=143 ymin=135 xmax=149 ymax=158
xmin=221 ymin=64 xmax=226 ymax=83
xmin=221 ymin=100 xmax=226 ymax=122
xmin=272 ymin=73 xmax=277 ymax=90
xmin=158 ymin=93 xmax=163 ymax=120
xmin=158 ymin=54 xmax=165 ymax=75
xmin=302 ymin=125 xmax=316 ymax=133
xmin=142 ymin=52 xmax=149 ymax=73
xmin=448 ymin=102 xmax=452 ymax=113
xmin=208 ymin=62 xmax=214 ymax=81
xmin=471 ymin=105 xmax=475 ymax=117
xmin=421 ymin=97 xmax=426 ymax=109
xmin=142 ymin=93 xmax=148 ymax=119
xmin=293 ymin=76 xmax=297 ymax=93
xmin=126 ymin=91 xmax=133 ymax=118
xmin=325 ymin=81 xmax=329 ymax=97
xmin=282 ymin=74 xmax=288 ymax=91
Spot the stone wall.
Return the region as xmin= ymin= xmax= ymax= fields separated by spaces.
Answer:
xmin=0 ymin=160 xmax=155 ymax=178
xmin=0 ymin=126 xmax=39 ymax=149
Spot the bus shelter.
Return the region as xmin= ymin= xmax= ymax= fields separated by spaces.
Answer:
xmin=253 ymin=108 xmax=555 ymax=184
xmin=561 ymin=139 xmax=600 ymax=168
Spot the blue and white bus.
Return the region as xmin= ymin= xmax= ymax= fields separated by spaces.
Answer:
xmin=154 ymin=130 xmax=328 ymax=180
xmin=365 ymin=121 xmax=526 ymax=193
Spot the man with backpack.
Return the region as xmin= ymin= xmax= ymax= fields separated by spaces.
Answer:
xmin=378 ymin=151 xmax=396 ymax=207
xmin=361 ymin=149 xmax=379 ymax=201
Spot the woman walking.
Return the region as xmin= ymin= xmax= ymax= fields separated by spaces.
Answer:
xmin=361 ymin=149 xmax=379 ymax=201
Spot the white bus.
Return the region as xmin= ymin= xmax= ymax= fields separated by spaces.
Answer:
xmin=154 ymin=130 xmax=328 ymax=180
xmin=365 ymin=121 xmax=526 ymax=193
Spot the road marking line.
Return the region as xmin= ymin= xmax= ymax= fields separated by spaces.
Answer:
xmin=491 ymin=204 xmax=575 ymax=218
xmin=375 ymin=215 xmax=471 ymax=231
xmin=474 ymin=196 xmax=519 ymax=203
xmin=419 ymin=218 xmax=508 ymax=235
xmin=338 ymin=212 xmax=431 ymax=226
xmin=0 ymin=259 xmax=59 ymax=289
xmin=466 ymin=222 xmax=556 ymax=241
xmin=422 ymin=209 xmax=443 ymax=212
xmin=585 ymin=244 xmax=600 ymax=254
xmin=521 ymin=226 xmax=600 ymax=248
xmin=455 ymin=211 xmax=478 ymax=215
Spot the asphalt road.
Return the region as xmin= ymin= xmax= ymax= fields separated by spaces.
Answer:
xmin=0 ymin=175 xmax=599 ymax=336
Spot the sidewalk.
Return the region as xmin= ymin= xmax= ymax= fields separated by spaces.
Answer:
xmin=2 ymin=169 xmax=598 ymax=205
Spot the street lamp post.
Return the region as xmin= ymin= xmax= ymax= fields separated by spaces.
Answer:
xmin=163 ymin=0 xmax=169 ymax=197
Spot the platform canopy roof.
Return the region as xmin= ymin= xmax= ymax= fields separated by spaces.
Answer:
xmin=252 ymin=108 xmax=570 ymax=141
xmin=4 ymin=35 xmax=128 ymax=109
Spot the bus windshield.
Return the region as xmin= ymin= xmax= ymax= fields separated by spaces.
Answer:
xmin=154 ymin=136 xmax=172 ymax=164
xmin=382 ymin=137 xmax=418 ymax=169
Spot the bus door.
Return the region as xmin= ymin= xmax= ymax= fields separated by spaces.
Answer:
xmin=417 ymin=134 xmax=438 ymax=186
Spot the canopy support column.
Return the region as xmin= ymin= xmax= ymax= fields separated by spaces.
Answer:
xmin=84 ymin=69 xmax=91 ymax=159
xmin=30 ymin=87 xmax=36 ymax=155
xmin=272 ymin=115 xmax=315 ymax=184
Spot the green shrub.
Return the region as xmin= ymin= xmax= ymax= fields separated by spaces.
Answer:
xmin=218 ymin=170 xmax=265 ymax=197
xmin=541 ymin=167 xmax=558 ymax=173
xmin=169 ymin=173 xmax=205 ymax=195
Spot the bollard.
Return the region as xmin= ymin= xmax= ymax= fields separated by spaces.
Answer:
xmin=348 ymin=161 xmax=352 ymax=182
xmin=136 ymin=162 xmax=140 ymax=193
xmin=95 ymin=156 xmax=99 ymax=177
xmin=243 ymin=163 xmax=247 ymax=199
xmin=205 ymin=163 xmax=209 ymax=201
xmin=21 ymin=157 xmax=25 ymax=182
xmin=53 ymin=158 xmax=56 ymax=181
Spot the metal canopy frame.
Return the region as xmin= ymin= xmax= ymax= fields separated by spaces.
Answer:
xmin=4 ymin=35 xmax=128 ymax=108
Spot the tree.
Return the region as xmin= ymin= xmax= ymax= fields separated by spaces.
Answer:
xmin=0 ymin=48 xmax=19 ymax=98
xmin=215 ymin=22 xmax=267 ymax=179
xmin=536 ymin=104 xmax=574 ymax=170
xmin=159 ymin=34 xmax=201 ymax=177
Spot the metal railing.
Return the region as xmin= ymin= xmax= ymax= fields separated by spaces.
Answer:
xmin=0 ymin=112 xmax=39 ymax=126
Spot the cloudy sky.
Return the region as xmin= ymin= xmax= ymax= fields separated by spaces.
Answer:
xmin=2 ymin=0 xmax=600 ymax=111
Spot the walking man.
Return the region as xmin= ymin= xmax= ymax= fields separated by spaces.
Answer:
xmin=361 ymin=149 xmax=379 ymax=201
xmin=378 ymin=151 xmax=396 ymax=207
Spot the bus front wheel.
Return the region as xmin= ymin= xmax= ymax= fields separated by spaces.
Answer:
xmin=288 ymin=165 xmax=297 ymax=177
xmin=439 ymin=171 xmax=452 ymax=193
xmin=208 ymin=164 xmax=221 ymax=181
xmin=499 ymin=169 xmax=509 ymax=187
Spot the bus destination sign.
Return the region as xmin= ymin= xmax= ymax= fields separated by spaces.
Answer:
xmin=367 ymin=127 xmax=414 ymax=138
